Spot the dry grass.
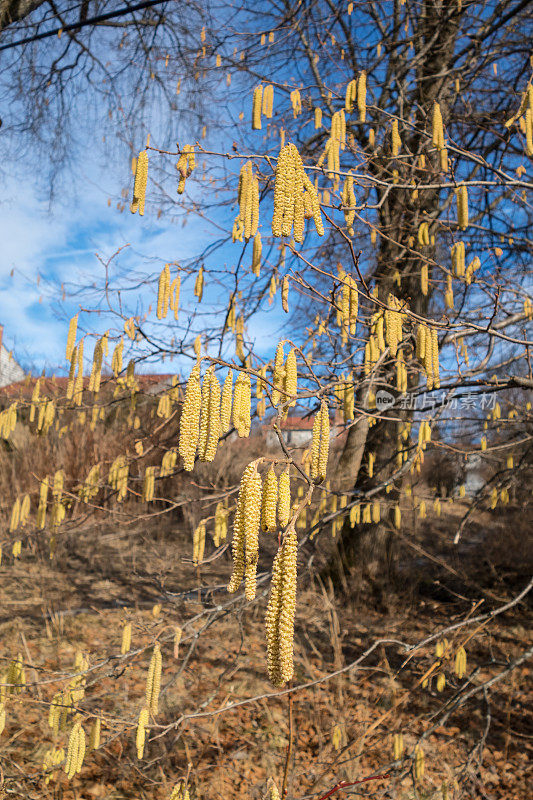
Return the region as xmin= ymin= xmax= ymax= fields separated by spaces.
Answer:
xmin=0 ymin=502 xmax=531 ymax=800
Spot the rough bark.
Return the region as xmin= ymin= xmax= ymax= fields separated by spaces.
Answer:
xmin=0 ymin=0 xmax=44 ymax=33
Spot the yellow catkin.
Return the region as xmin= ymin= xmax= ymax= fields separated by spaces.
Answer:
xmin=455 ymin=646 xmax=467 ymax=678
xmin=290 ymin=88 xmax=301 ymax=117
xmin=391 ymin=119 xmax=401 ymax=157
xmin=272 ymin=143 xmax=323 ymax=242
xmin=283 ymin=348 xmax=297 ymax=406
xmin=136 ymin=706 xmax=149 ymax=759
xmin=194 ymin=265 xmax=204 ymax=301
xmin=157 ymin=264 xmax=171 ymax=319
xmin=176 ymin=144 xmax=195 ymax=194
xmin=271 ymin=341 xmax=284 ymax=407
xmin=232 ymin=372 xmax=251 ymax=437
xmin=178 ymin=365 xmax=202 ymax=471
xmin=432 ymin=101 xmax=444 ymax=149
xmin=261 ymin=466 xmax=278 ymax=532
xmin=457 ymin=184 xmax=469 ymax=230
xmin=145 ymin=643 xmax=162 ymax=715
xmin=310 ymin=401 xmax=330 ymax=482
xmin=130 ymin=150 xmax=148 ymax=215
xmin=236 ymin=160 xmax=260 ymax=241
xmin=278 ymin=468 xmax=291 ymax=528
xmin=393 ymin=732 xmax=404 ymax=760
xmin=89 ymin=718 xmax=101 ymax=750
xmin=414 ymin=745 xmax=425 ymax=781
xmin=252 ymin=232 xmax=262 ymax=275
xmin=342 ymin=172 xmax=356 ymax=235
xmin=244 ymin=467 xmax=262 ymax=600
xmin=314 ymin=107 xmax=322 ymax=129
xmin=262 ymin=84 xmax=274 ymax=118
xmin=121 ymin=622 xmax=132 ymax=655
xmin=66 ymin=314 xmax=78 ymax=361
xmin=193 ymin=521 xmax=206 ymax=564
xmin=452 ymin=241 xmax=465 ymax=277
xmin=198 ymin=368 xmax=221 ymax=462
xmin=432 ymin=328 xmax=440 ymax=388
xmin=220 ymin=370 xmax=233 ymax=433
xmin=252 ymin=84 xmax=263 ymax=129
xmin=345 ymin=78 xmax=356 ymax=113
xmin=214 ymin=501 xmax=228 ymax=547
xmin=526 ymin=108 xmax=533 ymax=155
xmin=9 ymin=497 xmax=20 ymax=532
xmin=228 ymin=462 xmax=260 ymax=595
xmin=282 ymin=275 xmax=290 ymax=312
xmin=357 ymin=71 xmax=367 ymax=122
xmin=421 ymin=263 xmax=429 ymax=295
xmin=265 ymin=529 xmax=298 ymax=687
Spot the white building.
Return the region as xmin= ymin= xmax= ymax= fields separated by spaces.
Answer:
xmin=0 ymin=327 xmax=25 ymax=388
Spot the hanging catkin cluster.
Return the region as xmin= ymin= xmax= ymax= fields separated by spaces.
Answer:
xmin=227 ymin=461 xmax=262 ymax=600
xmin=176 ymin=145 xmax=195 ymax=194
xmin=213 ymin=501 xmax=228 ymax=546
xmin=385 ymin=294 xmax=404 ymax=356
xmin=416 ymin=324 xmax=440 ymax=390
xmin=234 ymin=160 xmax=259 ymax=241
xmin=265 ymin=528 xmax=298 ymax=686
xmin=65 ymin=719 xmax=86 ymax=779
xmin=131 ymin=150 xmax=148 ymax=215
xmin=272 ymin=143 xmax=323 ymax=242
xmin=179 ymin=365 xmax=202 ymax=471
xmin=340 ymin=273 xmax=358 ymax=339
xmin=198 ymin=368 xmax=221 ymax=462
xmin=310 ymin=401 xmax=330 ymax=481
xmin=156 ymin=264 xmax=173 ymax=319
xmin=252 ymin=84 xmax=274 ymax=129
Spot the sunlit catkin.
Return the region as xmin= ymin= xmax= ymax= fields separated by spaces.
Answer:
xmin=89 ymin=718 xmax=101 ymax=750
xmin=145 ymin=643 xmax=162 ymax=715
xmin=357 ymin=71 xmax=367 ymax=122
xmin=252 ymin=84 xmax=263 ymax=129
xmin=278 ymin=467 xmax=291 ymax=528
xmin=136 ymin=706 xmax=149 ymax=759
xmin=457 ymin=184 xmax=469 ymax=230
xmin=179 ymin=365 xmax=201 ymax=471
xmin=391 ymin=119 xmax=401 ymax=156
xmin=265 ymin=529 xmax=297 ymax=686
xmin=261 ymin=466 xmax=278 ymax=532
xmin=260 ymin=83 xmax=273 ymax=118
xmin=283 ymin=348 xmax=297 ymax=406
xmin=66 ymin=314 xmax=78 ymax=361
xmin=198 ymin=368 xmax=221 ymax=462
xmin=232 ymin=372 xmax=251 ymax=437
xmin=310 ymin=400 xmax=330 ymax=482
xmin=130 ymin=149 xmax=148 ymax=215
xmin=157 ymin=264 xmax=171 ymax=319
xmin=393 ymin=732 xmax=404 ymax=760
xmin=454 ymin=646 xmax=467 ymax=678
xmin=414 ymin=745 xmax=425 ymax=781
xmin=220 ymin=370 xmax=233 ymax=433
xmin=121 ymin=622 xmax=132 ymax=655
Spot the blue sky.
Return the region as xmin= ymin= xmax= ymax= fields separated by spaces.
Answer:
xmin=0 ymin=147 xmax=285 ymax=377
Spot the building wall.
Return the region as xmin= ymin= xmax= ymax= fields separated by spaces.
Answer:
xmin=0 ymin=345 xmax=25 ymax=388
